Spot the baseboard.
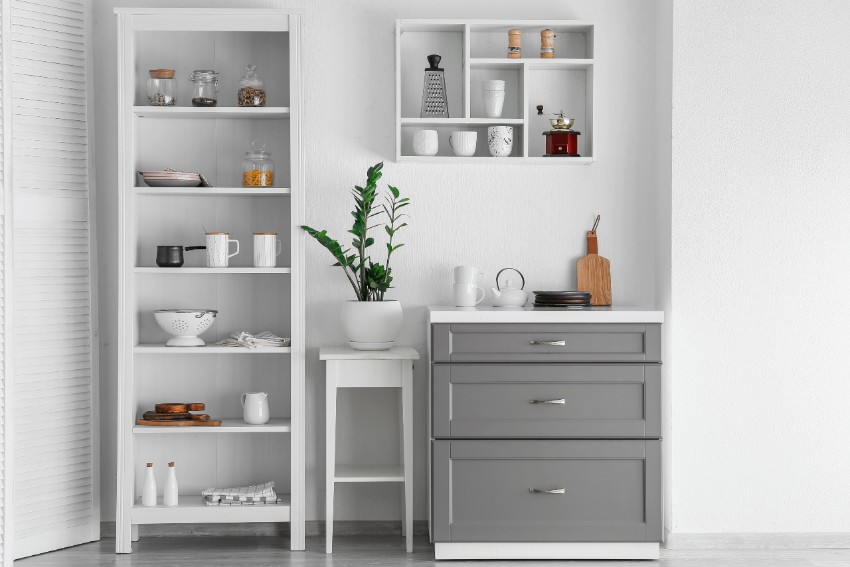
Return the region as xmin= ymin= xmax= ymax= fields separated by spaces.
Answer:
xmin=664 ymin=532 xmax=850 ymax=549
xmin=101 ymin=520 xmax=429 ymax=538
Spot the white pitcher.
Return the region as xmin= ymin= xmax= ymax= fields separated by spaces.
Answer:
xmin=241 ymin=392 xmax=270 ymax=425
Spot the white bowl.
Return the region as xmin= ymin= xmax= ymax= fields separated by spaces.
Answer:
xmin=154 ymin=309 xmax=218 ymax=346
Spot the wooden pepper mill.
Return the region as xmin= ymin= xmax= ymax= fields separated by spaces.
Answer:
xmin=508 ymin=29 xmax=522 ymax=58
xmin=540 ymin=29 xmax=555 ymax=58
xmin=576 ymin=215 xmax=612 ymax=306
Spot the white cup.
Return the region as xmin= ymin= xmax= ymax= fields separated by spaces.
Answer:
xmin=412 ymin=129 xmax=438 ymax=156
xmin=453 ymin=265 xmax=482 ymax=284
xmin=488 ymin=125 xmax=514 ymax=157
xmin=253 ymin=232 xmax=282 ymax=267
xmin=241 ymin=392 xmax=270 ymax=425
xmin=454 ymin=283 xmax=485 ymax=307
xmin=449 ymin=131 xmax=477 ymax=157
xmin=482 ymin=80 xmax=506 ymax=118
xmin=206 ymin=232 xmax=239 ymax=267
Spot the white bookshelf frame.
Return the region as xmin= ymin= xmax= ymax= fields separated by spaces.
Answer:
xmin=115 ymin=9 xmax=305 ymax=553
xmin=395 ymin=19 xmax=595 ymax=164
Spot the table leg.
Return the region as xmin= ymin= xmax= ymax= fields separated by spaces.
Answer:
xmin=326 ymin=371 xmax=337 ymax=554
xmin=402 ymin=361 xmax=414 ymax=553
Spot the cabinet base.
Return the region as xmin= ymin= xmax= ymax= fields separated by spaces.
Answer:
xmin=434 ymin=542 xmax=660 ymax=560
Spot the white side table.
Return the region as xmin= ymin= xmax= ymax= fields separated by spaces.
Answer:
xmin=320 ymin=346 xmax=419 ymax=554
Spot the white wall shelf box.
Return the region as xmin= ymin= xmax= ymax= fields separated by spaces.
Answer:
xmin=395 ymin=19 xmax=595 ymax=164
xmin=116 ymin=8 xmax=305 ymax=554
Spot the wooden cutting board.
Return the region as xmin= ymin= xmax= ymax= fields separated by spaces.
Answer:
xmin=136 ymin=419 xmax=222 ymax=427
xmin=576 ymin=229 xmax=612 ymax=306
xmin=155 ymin=402 xmax=205 ymax=413
xmin=142 ymin=411 xmax=211 ymax=421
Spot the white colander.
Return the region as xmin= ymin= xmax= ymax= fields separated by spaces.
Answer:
xmin=154 ymin=309 xmax=218 ymax=347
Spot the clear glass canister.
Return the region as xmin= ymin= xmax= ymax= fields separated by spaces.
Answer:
xmin=238 ymin=64 xmax=266 ymax=107
xmin=242 ymin=141 xmax=274 ymax=187
xmin=147 ymin=69 xmax=176 ymax=106
xmin=189 ymin=70 xmax=219 ymax=107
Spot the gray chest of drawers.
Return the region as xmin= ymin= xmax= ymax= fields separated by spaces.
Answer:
xmin=427 ymin=307 xmax=664 ymax=560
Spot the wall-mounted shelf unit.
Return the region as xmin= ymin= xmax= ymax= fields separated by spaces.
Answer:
xmin=116 ymin=8 xmax=305 ymax=553
xmin=395 ymin=20 xmax=595 ymax=164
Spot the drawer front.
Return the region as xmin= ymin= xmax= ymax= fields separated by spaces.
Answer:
xmin=432 ymin=440 xmax=661 ymax=543
xmin=432 ymin=365 xmax=660 ymax=438
xmin=432 ymin=324 xmax=661 ymax=363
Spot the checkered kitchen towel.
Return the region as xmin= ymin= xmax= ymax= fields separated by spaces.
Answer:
xmin=202 ymin=482 xmax=281 ymax=506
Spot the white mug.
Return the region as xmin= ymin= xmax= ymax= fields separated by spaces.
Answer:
xmin=412 ymin=129 xmax=438 ymax=156
xmin=488 ymin=125 xmax=514 ymax=157
xmin=449 ymin=131 xmax=477 ymax=157
xmin=206 ymin=232 xmax=239 ymax=267
xmin=253 ymin=232 xmax=282 ymax=267
xmin=454 ymin=283 xmax=485 ymax=307
xmin=241 ymin=392 xmax=270 ymax=425
xmin=453 ymin=265 xmax=482 ymax=284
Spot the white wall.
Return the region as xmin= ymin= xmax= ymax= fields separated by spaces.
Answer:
xmin=94 ymin=0 xmax=667 ymax=522
xmin=671 ymin=0 xmax=850 ymax=532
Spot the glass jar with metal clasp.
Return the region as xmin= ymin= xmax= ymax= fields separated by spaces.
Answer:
xmin=189 ymin=70 xmax=219 ymax=107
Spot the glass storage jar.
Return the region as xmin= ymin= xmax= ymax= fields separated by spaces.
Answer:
xmin=147 ymin=69 xmax=176 ymax=106
xmin=189 ymin=70 xmax=219 ymax=107
xmin=242 ymin=141 xmax=274 ymax=187
xmin=238 ymin=64 xmax=266 ymax=107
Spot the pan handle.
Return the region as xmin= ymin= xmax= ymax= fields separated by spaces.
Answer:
xmin=184 ymin=246 xmax=206 ymax=251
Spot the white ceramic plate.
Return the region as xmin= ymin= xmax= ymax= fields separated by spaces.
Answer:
xmin=144 ymin=179 xmax=202 ymax=187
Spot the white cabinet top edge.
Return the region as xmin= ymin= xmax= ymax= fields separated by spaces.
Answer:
xmin=398 ymin=19 xmax=594 ymax=32
xmin=117 ymin=10 xmax=293 ymax=32
xmin=427 ymin=306 xmax=664 ymax=324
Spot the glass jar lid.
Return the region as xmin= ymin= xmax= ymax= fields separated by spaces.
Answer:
xmin=244 ymin=140 xmax=271 ymax=159
xmin=240 ymin=64 xmax=263 ymax=87
xmin=190 ymin=69 xmax=219 ymax=83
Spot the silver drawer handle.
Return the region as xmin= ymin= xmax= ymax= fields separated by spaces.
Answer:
xmin=529 ymin=488 xmax=565 ymax=495
xmin=530 ymin=398 xmax=566 ymax=405
xmin=530 ymin=340 xmax=566 ymax=346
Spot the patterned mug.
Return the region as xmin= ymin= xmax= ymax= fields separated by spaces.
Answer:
xmin=488 ymin=125 xmax=513 ymax=157
xmin=206 ymin=232 xmax=239 ymax=267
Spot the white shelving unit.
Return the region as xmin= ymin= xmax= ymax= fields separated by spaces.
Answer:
xmin=395 ymin=20 xmax=595 ymax=163
xmin=115 ymin=9 xmax=305 ymax=553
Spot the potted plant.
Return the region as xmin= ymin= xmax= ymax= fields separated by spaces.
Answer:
xmin=302 ymin=162 xmax=410 ymax=350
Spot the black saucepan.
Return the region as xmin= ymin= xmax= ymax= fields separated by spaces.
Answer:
xmin=156 ymin=245 xmax=206 ymax=267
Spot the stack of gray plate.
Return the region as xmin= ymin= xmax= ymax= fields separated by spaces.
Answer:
xmin=532 ymin=291 xmax=592 ymax=308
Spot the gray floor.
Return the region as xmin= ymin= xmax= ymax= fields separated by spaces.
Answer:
xmin=15 ymin=536 xmax=850 ymax=566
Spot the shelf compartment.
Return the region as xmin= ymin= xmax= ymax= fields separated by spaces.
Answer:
xmin=527 ymin=65 xmax=593 ymax=159
xmin=398 ymin=26 xmax=464 ymax=120
xmin=334 ymin=465 xmax=404 ymax=483
xmin=134 ymin=267 xmax=291 ymax=274
xmin=469 ymin=22 xmax=593 ymax=59
xmin=399 ymin=123 xmax=523 ymax=159
xmin=133 ymin=187 xmax=291 ymax=196
xmin=470 ymin=67 xmax=522 ymax=120
xmin=135 ymin=344 xmax=292 ymax=354
xmin=132 ymin=494 xmax=291 ymax=524
xmin=133 ymin=418 xmax=291 ymax=434
xmin=134 ymin=106 xmax=290 ymax=119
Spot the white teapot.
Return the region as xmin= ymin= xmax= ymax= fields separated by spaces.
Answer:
xmin=491 ymin=268 xmax=528 ymax=307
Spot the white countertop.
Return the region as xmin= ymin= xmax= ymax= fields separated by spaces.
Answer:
xmin=428 ymin=306 xmax=664 ymax=324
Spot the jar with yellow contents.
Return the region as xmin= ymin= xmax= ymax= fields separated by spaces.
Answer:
xmin=242 ymin=141 xmax=275 ymax=187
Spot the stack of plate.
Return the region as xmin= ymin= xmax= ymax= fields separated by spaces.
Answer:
xmin=533 ymin=291 xmax=592 ymax=308
xmin=140 ymin=170 xmax=202 ymax=187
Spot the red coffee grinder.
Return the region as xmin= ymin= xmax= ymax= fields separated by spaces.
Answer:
xmin=537 ymin=105 xmax=581 ymax=157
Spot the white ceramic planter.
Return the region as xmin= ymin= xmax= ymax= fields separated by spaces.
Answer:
xmin=340 ymin=300 xmax=403 ymax=350
xmin=482 ymin=80 xmax=506 ymax=118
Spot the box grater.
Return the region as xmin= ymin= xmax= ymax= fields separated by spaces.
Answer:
xmin=420 ymin=54 xmax=449 ymax=118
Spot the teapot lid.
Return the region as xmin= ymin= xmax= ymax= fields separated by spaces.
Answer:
xmin=496 ymin=267 xmax=525 ymax=291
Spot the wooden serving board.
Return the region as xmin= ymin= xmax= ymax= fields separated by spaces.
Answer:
xmin=576 ymin=230 xmax=612 ymax=306
xmin=136 ymin=419 xmax=222 ymax=427
xmin=142 ymin=412 xmax=212 ymax=421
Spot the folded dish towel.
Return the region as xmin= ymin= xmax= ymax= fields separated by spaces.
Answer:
xmin=215 ymin=331 xmax=291 ymax=349
xmin=202 ymin=481 xmax=281 ymax=506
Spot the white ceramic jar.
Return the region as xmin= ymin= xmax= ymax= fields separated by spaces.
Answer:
xmin=482 ymin=80 xmax=506 ymax=118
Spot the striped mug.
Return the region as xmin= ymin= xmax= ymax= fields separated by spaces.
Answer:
xmin=253 ymin=232 xmax=282 ymax=267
